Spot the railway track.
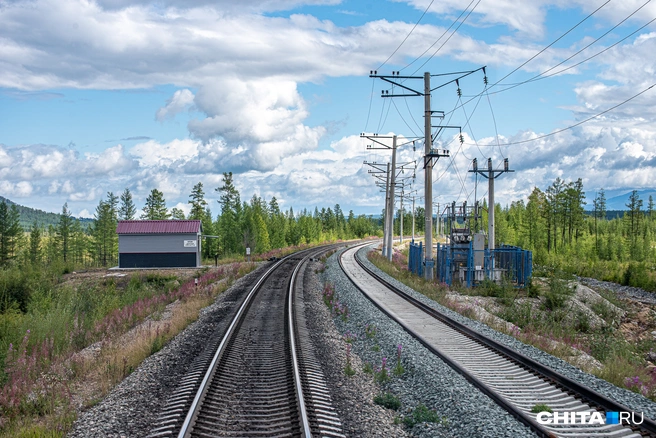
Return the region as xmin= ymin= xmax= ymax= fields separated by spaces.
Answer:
xmin=148 ymin=245 xmax=346 ymax=438
xmin=340 ymin=243 xmax=656 ymax=438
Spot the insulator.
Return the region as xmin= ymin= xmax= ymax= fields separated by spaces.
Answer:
xmin=484 ymin=76 xmax=488 ymax=85
xmin=457 ymin=87 xmax=462 ymax=97
xmin=459 ymin=134 xmax=464 ymax=144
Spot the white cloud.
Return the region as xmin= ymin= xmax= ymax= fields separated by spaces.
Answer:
xmin=398 ymin=0 xmax=656 ymax=39
xmin=0 ymin=180 xmax=34 ymax=197
xmin=130 ymin=138 xmax=199 ymax=167
xmin=78 ymin=208 xmax=94 ymax=219
xmin=156 ymin=89 xmax=195 ymax=121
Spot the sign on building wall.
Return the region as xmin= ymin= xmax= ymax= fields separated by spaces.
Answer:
xmin=184 ymin=240 xmax=197 ymax=247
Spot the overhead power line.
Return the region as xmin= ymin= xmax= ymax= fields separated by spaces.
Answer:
xmin=377 ymin=0 xmax=436 ymax=71
xmin=490 ymin=0 xmax=611 ymax=89
xmin=401 ymin=0 xmax=481 ymax=74
xmin=485 ymin=83 xmax=656 ymax=146
xmin=406 ymin=0 xmax=482 ymax=75
xmin=486 ymin=0 xmax=653 ymax=96
xmin=446 ymin=0 xmax=611 ymax=118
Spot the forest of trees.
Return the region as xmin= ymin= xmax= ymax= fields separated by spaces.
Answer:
xmin=482 ymin=178 xmax=656 ymax=288
xmin=2 ymin=172 xmax=656 ymax=296
xmin=0 ymin=172 xmax=381 ymax=272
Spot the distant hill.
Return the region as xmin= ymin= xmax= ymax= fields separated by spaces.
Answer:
xmin=584 ymin=189 xmax=656 ymax=212
xmin=605 ymin=189 xmax=656 ymax=211
xmin=584 ymin=210 xmax=626 ymax=220
xmin=0 ymin=196 xmax=93 ymax=230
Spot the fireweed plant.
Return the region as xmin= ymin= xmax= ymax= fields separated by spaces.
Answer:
xmin=375 ymin=357 xmax=390 ymax=383
xmin=365 ymin=324 xmax=378 ymax=339
xmin=0 ymin=263 xmax=251 ymax=432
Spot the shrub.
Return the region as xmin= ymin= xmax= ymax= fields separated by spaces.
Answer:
xmin=574 ymin=310 xmax=591 ymax=333
xmin=543 ymin=278 xmax=573 ymax=310
xmin=402 ymin=404 xmax=445 ymax=428
xmin=373 ymin=392 xmax=401 ymax=410
xmin=527 ymin=278 xmax=540 ymax=298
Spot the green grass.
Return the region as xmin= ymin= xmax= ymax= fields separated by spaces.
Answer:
xmin=531 ymin=403 xmax=552 ymax=413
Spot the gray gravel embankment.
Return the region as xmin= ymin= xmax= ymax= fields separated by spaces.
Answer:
xmin=321 ymin=246 xmax=536 ymax=438
xmin=352 ymin=245 xmax=656 ymax=426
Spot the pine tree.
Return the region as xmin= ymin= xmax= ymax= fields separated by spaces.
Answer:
xmin=188 ymin=182 xmax=208 ymax=220
xmin=29 ymin=220 xmax=42 ymax=264
xmin=0 ymin=200 xmax=22 ymax=265
xmin=119 ymin=188 xmax=137 ymax=220
xmin=141 ymin=189 xmax=170 ymax=220
xmin=593 ymin=189 xmax=607 ymax=256
xmin=91 ymin=198 xmax=118 ymax=266
xmin=170 ymin=207 xmax=186 ymax=220
xmin=215 ymin=172 xmax=242 ymax=255
xmin=107 ymin=192 xmax=119 ymax=221
xmin=56 ymin=203 xmax=74 ymax=263
xmin=625 ymin=190 xmax=643 ymax=254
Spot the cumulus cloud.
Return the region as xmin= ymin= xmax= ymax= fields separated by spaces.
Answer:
xmin=0 ymin=180 xmax=34 ymax=197
xmin=156 ymin=89 xmax=195 ymax=121
xmin=187 ymin=78 xmax=326 ymax=171
xmin=399 ymin=0 xmax=656 ymax=39
xmin=130 ymin=138 xmax=199 ymax=167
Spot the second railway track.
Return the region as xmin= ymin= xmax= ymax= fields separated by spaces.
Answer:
xmin=340 ymin=243 xmax=656 ymax=438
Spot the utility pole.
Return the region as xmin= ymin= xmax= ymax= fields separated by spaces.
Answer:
xmin=469 ymin=157 xmax=514 ymax=271
xmin=370 ymin=67 xmax=484 ymax=280
xmin=387 ymin=136 xmax=397 ymax=259
xmin=384 ymin=162 xmax=391 ymax=257
xmin=362 ymin=133 xmax=417 ymax=261
xmin=399 ymin=187 xmax=404 ymax=244
xmin=363 ymin=160 xmax=391 ymax=256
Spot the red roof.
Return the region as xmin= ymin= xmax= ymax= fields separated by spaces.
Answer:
xmin=116 ymin=220 xmax=202 ymax=234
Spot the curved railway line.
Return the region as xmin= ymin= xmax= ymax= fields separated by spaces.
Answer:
xmin=142 ymin=240 xmax=656 ymax=437
xmin=340 ymin=243 xmax=656 ymax=438
xmin=148 ymin=244 xmax=347 ymax=438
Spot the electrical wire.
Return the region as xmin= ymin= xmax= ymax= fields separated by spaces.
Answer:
xmin=491 ymin=0 xmax=611 ymax=89
xmin=378 ymin=0 xmax=436 ymax=71
xmin=408 ymin=0 xmax=483 ymax=76
xmin=401 ymin=0 xmax=478 ymax=73
xmin=392 ymin=99 xmax=421 ymax=137
xmin=457 ymin=92 xmax=487 ymax=159
xmin=485 ymin=1 xmax=653 ymax=96
xmin=404 ymin=97 xmax=423 ymax=133
xmin=485 ymin=87 xmax=505 ymax=158
xmin=445 ymin=0 xmax=612 ymax=118
xmin=493 ymin=82 xmax=656 ymax=146
xmin=364 ymin=77 xmax=376 ymax=132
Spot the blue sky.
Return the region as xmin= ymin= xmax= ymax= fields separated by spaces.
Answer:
xmin=1 ymin=0 xmax=655 ymax=218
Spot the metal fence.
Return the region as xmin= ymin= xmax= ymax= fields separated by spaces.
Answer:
xmin=408 ymin=240 xmax=424 ymax=278
xmin=409 ymin=239 xmax=532 ymax=288
xmin=435 ymin=242 xmax=532 ymax=288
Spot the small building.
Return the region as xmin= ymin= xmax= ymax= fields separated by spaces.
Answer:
xmin=116 ymin=220 xmax=202 ymax=268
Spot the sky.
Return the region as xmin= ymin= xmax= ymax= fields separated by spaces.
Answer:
xmin=1 ymin=0 xmax=656 ymax=218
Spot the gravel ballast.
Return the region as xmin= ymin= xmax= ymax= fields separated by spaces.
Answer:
xmin=67 ymin=242 xmax=656 ymax=437
xmin=67 ymin=264 xmax=272 ymax=438
xmin=320 ymin=245 xmax=536 ymax=438
xmin=352 ymin=244 xmax=656 ymax=424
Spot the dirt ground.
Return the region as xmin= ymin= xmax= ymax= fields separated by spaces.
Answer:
xmin=60 ymin=266 xmax=208 ymax=289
